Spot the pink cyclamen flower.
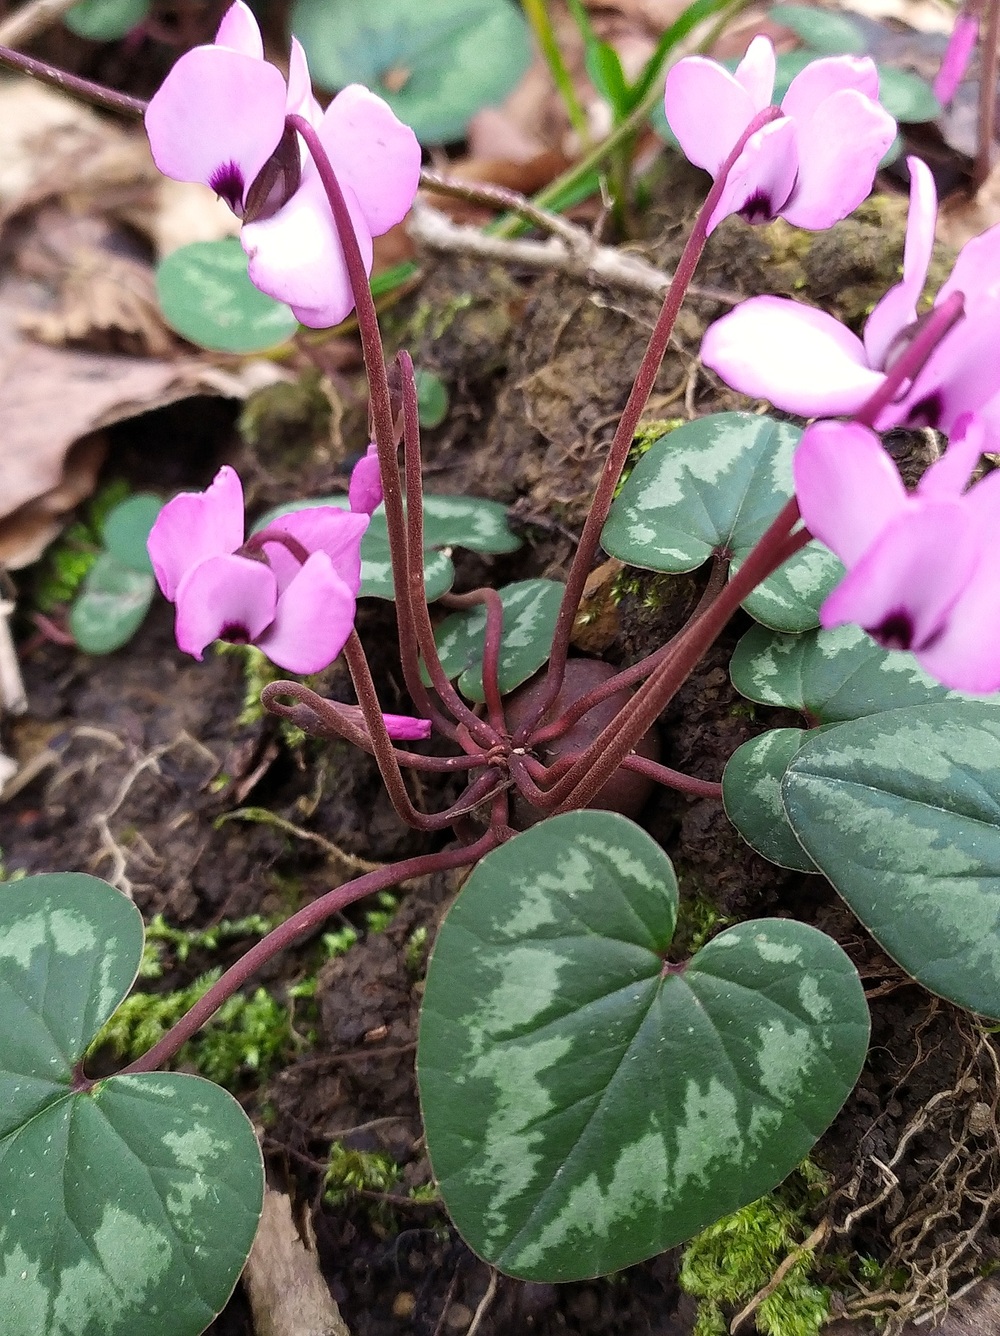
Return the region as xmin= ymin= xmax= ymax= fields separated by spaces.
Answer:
xmin=664 ymin=35 xmax=896 ymax=233
xmin=335 ymin=703 xmax=432 ymax=741
xmin=144 ymin=1 xmax=421 ymax=328
xmin=934 ymin=11 xmax=978 ymax=105
xmin=348 ymin=444 xmax=383 ymax=515
xmin=702 ymin=156 xmax=1000 ymax=449
xmin=795 ymin=414 xmax=1000 ymax=691
xmin=148 ymin=466 xmax=369 ymax=674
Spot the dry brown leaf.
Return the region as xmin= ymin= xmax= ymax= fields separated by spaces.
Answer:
xmin=243 ymin=1187 xmax=351 ymax=1336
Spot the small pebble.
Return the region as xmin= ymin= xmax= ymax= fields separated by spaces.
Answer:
xmin=445 ymin=1301 xmax=473 ymax=1330
xmin=392 ymin=1291 xmax=416 ymax=1319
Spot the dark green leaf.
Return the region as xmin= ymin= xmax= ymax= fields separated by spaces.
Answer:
xmin=419 ymin=811 xmax=869 ymax=1280
xmin=731 ymin=622 xmax=974 ymax=723
xmin=290 ymin=0 xmax=532 ymax=143
xmin=64 ymin=0 xmax=148 ymax=40
xmin=156 ymin=239 xmax=298 ymax=353
xmin=70 ymin=551 xmax=155 ymax=654
xmin=0 ymin=873 xmax=264 ymax=1334
xmin=415 ymin=368 xmax=449 ymax=429
xmin=769 ymin=5 xmax=866 ymax=54
xmin=101 ymin=493 xmax=162 ymax=574
xmin=427 ymin=577 xmax=563 ymax=701
xmin=723 ymin=729 xmax=819 ymax=871
xmin=876 ymin=65 xmax=941 ymax=123
xmin=783 ymin=702 xmax=1000 ymax=1017
xmin=602 ymin=413 xmax=842 ymax=631
xmin=253 ymin=492 xmax=520 ymax=601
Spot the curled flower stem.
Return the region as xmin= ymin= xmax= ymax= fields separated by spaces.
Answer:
xmin=515 ymin=104 xmax=785 ymax=746
xmin=545 ymin=499 xmax=806 ymax=812
xmin=259 ymin=681 xmax=491 ymax=772
xmin=343 ymin=631 xmax=479 ymax=831
xmin=114 ymin=830 xmax=502 ymax=1080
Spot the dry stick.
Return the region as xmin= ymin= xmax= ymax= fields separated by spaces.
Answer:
xmin=114 ymin=828 xmax=501 ymax=1080
xmin=410 ymin=199 xmax=740 ymax=307
xmin=975 ymin=0 xmax=1000 ymax=188
xmin=395 ymin=348 xmax=499 ymax=744
xmin=0 ymin=0 xmax=78 ymax=47
xmin=0 ymin=40 xmax=147 ymax=115
xmin=512 ymin=104 xmax=785 ymax=747
xmin=729 ymin=1219 xmax=830 ymax=1335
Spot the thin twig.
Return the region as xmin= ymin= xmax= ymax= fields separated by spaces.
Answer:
xmin=0 ymin=0 xmax=80 ymax=48
xmin=729 ymin=1219 xmax=830 ymax=1334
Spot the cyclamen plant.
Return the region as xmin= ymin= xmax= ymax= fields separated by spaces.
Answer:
xmin=5 ymin=8 xmax=1000 ymax=1333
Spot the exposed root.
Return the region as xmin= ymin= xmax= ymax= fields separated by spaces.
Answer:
xmin=830 ymin=1015 xmax=1000 ymax=1333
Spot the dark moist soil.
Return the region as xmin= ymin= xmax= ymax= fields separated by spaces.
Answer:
xmin=4 ymin=158 xmax=999 ymax=1336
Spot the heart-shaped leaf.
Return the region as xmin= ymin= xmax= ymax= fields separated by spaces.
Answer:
xmin=415 ymin=368 xmax=449 ymax=428
xmin=254 ymin=493 xmax=520 ymax=601
xmin=427 ymin=578 xmax=563 ymax=702
xmin=876 ymin=66 xmax=940 ymax=123
xmin=768 ymin=5 xmax=865 ymax=53
xmin=723 ymin=729 xmax=819 ymax=872
xmin=730 ymin=622 xmax=970 ymax=723
xmin=70 ymin=551 xmax=156 ymax=654
xmin=64 ymin=0 xmax=148 ymax=39
xmin=602 ymin=413 xmax=843 ymax=632
xmin=418 ymin=811 xmax=869 ymax=1281
xmin=0 ymin=873 xmax=264 ymax=1335
xmin=290 ymin=0 xmax=533 ymax=144
xmin=783 ymin=702 xmax=1000 ymax=1018
xmin=102 ymin=493 xmax=163 ymax=575
xmin=157 ymin=239 xmax=298 ymax=353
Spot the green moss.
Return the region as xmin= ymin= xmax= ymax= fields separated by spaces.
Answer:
xmin=365 ymin=890 xmax=399 ymax=934
xmin=32 ymin=479 xmax=131 ymax=612
xmin=680 ymin=1166 xmax=832 ymax=1336
xmin=324 ymin=1143 xmax=402 ymax=1205
xmin=237 ymin=373 xmax=331 ymax=460
xmin=672 ymin=891 xmax=734 ymax=957
xmin=91 ymin=910 xmax=360 ymax=1087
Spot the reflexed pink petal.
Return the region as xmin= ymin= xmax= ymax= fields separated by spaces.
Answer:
xmin=242 ymin=170 xmax=373 ymax=328
xmin=780 ymin=54 xmax=879 ymax=120
xmin=794 ymin=421 xmax=908 ymax=565
xmin=782 ymin=89 xmax=896 ymax=229
xmin=933 ymin=12 xmax=978 ymax=104
xmin=937 ymin=219 xmax=1000 ymax=312
xmin=317 ymin=85 xmax=421 ymax=237
xmin=664 ymin=57 xmax=759 ymax=175
xmin=918 ymin=412 xmax=984 ymax=498
xmin=286 ymin=36 xmax=322 ymax=125
xmin=701 ymin=296 xmax=882 ymax=415
xmin=260 ymin=506 xmax=368 ymax=593
xmin=886 ymin=299 xmax=1000 ymax=435
xmin=820 ymin=504 xmax=976 ymax=652
xmin=256 ymin=553 xmax=356 ymax=673
xmin=349 ymin=444 xmax=383 ymax=514
xmin=733 ymin=35 xmax=776 ymax=107
xmin=918 ymin=544 xmax=1000 ymax=690
xmin=214 ymin=0 xmax=262 ymax=57
xmin=174 ymin=553 xmax=276 ymax=659
xmin=144 ymin=47 xmax=287 ymax=211
xmin=706 ymin=118 xmax=798 ymax=232
xmin=864 ymin=157 xmax=937 ymax=368
xmin=148 ymin=465 xmax=245 ymax=600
